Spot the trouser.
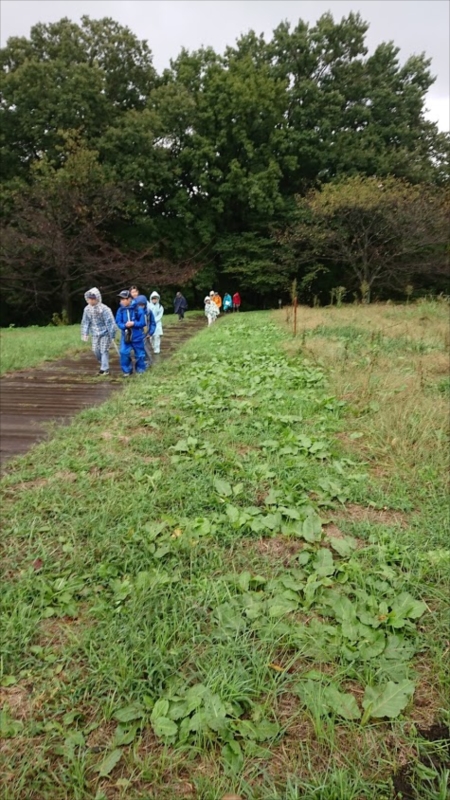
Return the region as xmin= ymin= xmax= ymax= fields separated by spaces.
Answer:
xmin=92 ymin=339 xmax=110 ymax=371
xmin=207 ymin=316 xmax=216 ymax=326
xmin=177 ymin=310 xmax=185 ymax=320
xmin=233 ymin=304 xmax=240 ymax=312
xmin=144 ymin=337 xmax=153 ymax=364
xmin=120 ymin=340 xmax=147 ymax=374
xmin=151 ymin=334 xmax=161 ymax=353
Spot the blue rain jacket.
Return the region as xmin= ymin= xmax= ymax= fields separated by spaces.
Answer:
xmin=116 ymin=304 xmax=146 ymax=344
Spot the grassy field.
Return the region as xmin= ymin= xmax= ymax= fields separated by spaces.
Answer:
xmin=0 ymin=314 xmax=203 ymax=376
xmin=0 ymin=325 xmax=83 ymax=375
xmin=1 ymin=303 xmax=449 ymax=800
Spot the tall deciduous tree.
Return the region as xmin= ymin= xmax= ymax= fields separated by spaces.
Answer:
xmin=282 ymin=176 xmax=449 ymax=300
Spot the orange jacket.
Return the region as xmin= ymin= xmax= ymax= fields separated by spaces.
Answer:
xmin=212 ymin=294 xmax=222 ymax=309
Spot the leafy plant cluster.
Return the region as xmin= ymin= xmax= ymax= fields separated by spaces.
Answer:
xmin=0 ymin=314 xmax=446 ymax=799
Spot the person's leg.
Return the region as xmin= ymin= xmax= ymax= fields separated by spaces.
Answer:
xmin=144 ymin=337 xmax=153 ymax=365
xmin=92 ymin=338 xmax=102 ymax=369
xmin=100 ymin=348 xmax=109 ymax=372
xmin=120 ymin=342 xmax=132 ymax=375
xmin=152 ymin=334 xmax=161 ymax=354
xmin=134 ymin=343 xmax=147 ymax=373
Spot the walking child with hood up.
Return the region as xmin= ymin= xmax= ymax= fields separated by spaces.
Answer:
xmin=149 ymin=291 xmax=164 ymax=354
xmin=81 ymin=288 xmax=117 ymax=375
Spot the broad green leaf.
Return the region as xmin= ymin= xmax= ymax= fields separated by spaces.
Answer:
xmin=313 ymin=549 xmax=335 ymax=577
xmin=262 ymin=512 xmax=282 ymax=531
xmin=225 ymin=504 xmax=240 ymax=524
xmin=113 ymin=725 xmax=138 ymax=746
xmin=222 ymin=739 xmax=244 ymax=773
xmin=150 ymin=698 xmax=169 ymax=721
xmin=253 ymin=719 xmax=280 ymax=741
xmin=152 ymin=716 xmax=178 ymax=738
xmin=95 ymin=748 xmax=123 ymax=776
xmin=362 ymin=680 xmax=415 ymax=720
xmin=171 ymin=439 xmax=189 ymax=452
xmin=323 ymin=685 xmax=361 ymax=720
xmin=185 ymin=683 xmax=208 ymax=711
xmin=358 ymin=629 xmax=386 ymax=660
xmin=302 ymin=513 xmax=323 ymax=543
xmin=268 ymin=596 xmax=299 ymax=617
xmin=383 ymin=634 xmax=415 ymax=662
xmin=389 ymin=593 xmax=427 ymax=625
xmin=114 ymin=704 xmax=144 ymax=723
xmin=327 ymin=535 xmax=358 ymax=558
xmin=237 ymin=571 xmax=251 ymax=592
xmin=213 ymin=477 xmax=232 ymax=497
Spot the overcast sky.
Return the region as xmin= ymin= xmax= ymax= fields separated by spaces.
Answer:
xmin=1 ymin=0 xmax=449 ymax=130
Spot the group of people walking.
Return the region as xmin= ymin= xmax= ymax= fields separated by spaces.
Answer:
xmin=81 ymin=285 xmax=165 ymax=377
xmin=204 ymin=291 xmax=241 ymax=325
xmin=81 ymin=285 xmax=241 ymax=375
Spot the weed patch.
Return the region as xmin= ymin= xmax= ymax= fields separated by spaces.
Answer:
xmin=1 ymin=310 xmax=448 ymax=799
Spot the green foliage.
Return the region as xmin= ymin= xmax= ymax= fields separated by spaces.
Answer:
xmin=284 ymin=176 xmax=449 ymax=300
xmin=2 ymin=311 xmax=446 ymax=799
xmin=1 ymin=13 xmax=449 ymax=323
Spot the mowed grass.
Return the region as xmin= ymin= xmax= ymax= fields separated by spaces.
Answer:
xmin=0 ymin=325 xmax=83 ymax=375
xmin=1 ymin=305 xmax=449 ymax=800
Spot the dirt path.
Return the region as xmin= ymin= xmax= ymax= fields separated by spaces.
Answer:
xmin=0 ymin=318 xmax=205 ymax=466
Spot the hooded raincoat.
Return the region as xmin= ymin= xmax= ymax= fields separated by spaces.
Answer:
xmin=149 ymin=292 xmax=164 ymax=353
xmin=81 ymin=288 xmax=116 ymax=372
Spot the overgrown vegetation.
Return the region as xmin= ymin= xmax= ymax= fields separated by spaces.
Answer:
xmin=1 ymin=305 xmax=448 ymax=799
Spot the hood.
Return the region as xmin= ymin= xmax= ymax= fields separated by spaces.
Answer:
xmin=85 ymin=287 xmax=102 ymax=303
xmin=150 ymin=291 xmax=160 ymax=301
xmin=136 ymin=294 xmax=148 ymax=307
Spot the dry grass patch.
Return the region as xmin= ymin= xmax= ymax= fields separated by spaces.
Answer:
xmin=335 ymin=503 xmax=409 ymax=529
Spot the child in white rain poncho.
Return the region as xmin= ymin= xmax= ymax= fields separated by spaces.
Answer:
xmin=149 ymin=291 xmax=164 ymax=354
xmin=204 ymin=297 xmax=219 ymax=326
xmin=81 ymin=288 xmax=117 ymax=375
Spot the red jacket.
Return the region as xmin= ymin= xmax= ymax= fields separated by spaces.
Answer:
xmin=233 ymin=293 xmax=241 ymax=306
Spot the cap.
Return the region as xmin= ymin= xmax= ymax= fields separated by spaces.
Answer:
xmin=118 ymin=290 xmax=131 ymax=299
xmin=86 ymin=292 xmax=97 ymax=299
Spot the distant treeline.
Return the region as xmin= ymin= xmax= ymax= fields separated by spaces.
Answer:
xmin=0 ymin=14 xmax=449 ymax=324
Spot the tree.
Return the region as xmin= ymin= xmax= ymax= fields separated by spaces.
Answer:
xmin=282 ymin=176 xmax=449 ymax=301
xmin=0 ymin=16 xmax=157 ymax=179
xmin=0 ymin=136 xmax=198 ymax=323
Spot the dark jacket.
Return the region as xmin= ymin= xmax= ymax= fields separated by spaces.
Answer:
xmin=174 ymin=294 xmax=188 ymax=313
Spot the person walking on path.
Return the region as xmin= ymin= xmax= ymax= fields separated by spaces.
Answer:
xmin=233 ymin=292 xmax=241 ymax=312
xmin=136 ymin=294 xmax=156 ymax=365
xmin=174 ymin=291 xmax=188 ymax=320
xmin=81 ymin=288 xmax=116 ymax=376
xmin=223 ymin=293 xmax=232 ymax=313
xmin=149 ymin=291 xmax=164 ymax=354
xmin=212 ymin=291 xmax=222 ymax=311
xmin=115 ymin=290 xmax=147 ymax=376
xmin=204 ymin=297 xmax=220 ymax=326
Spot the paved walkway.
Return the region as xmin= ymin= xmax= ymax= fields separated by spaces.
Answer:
xmin=0 ymin=318 xmax=204 ymax=466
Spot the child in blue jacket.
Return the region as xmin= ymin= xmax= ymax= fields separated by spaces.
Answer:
xmin=115 ymin=290 xmax=147 ymax=376
xmin=135 ymin=294 xmax=156 ymax=365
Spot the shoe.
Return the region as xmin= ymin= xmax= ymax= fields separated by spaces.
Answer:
xmin=98 ymin=370 xmax=110 ymax=376
xmin=122 ymin=373 xmax=130 ymax=378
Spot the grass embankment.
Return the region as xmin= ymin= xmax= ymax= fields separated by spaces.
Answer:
xmin=0 ymin=314 xmax=202 ymax=376
xmin=1 ymin=306 xmax=449 ymax=800
xmin=0 ymin=326 xmax=83 ymax=375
